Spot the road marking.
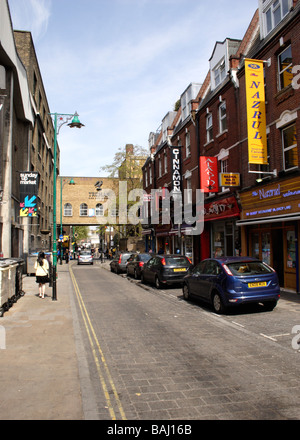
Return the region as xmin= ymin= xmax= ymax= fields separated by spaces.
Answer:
xmin=231 ymin=321 xmax=245 ymax=328
xmin=69 ymin=265 xmax=126 ymax=420
xmin=260 ymin=333 xmax=277 ymax=342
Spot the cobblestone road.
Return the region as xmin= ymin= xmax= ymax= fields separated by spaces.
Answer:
xmin=72 ymin=262 xmax=300 ymax=420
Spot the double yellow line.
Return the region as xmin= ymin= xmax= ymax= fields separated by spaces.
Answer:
xmin=69 ymin=264 xmax=126 ymax=420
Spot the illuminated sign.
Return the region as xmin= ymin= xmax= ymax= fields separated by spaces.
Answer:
xmin=240 ymin=177 xmax=300 ymax=220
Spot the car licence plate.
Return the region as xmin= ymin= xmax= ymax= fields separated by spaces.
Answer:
xmin=173 ymin=268 xmax=187 ymax=272
xmin=248 ymin=282 xmax=267 ymax=288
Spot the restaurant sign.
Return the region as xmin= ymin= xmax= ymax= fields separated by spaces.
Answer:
xmin=204 ymin=196 xmax=240 ymax=221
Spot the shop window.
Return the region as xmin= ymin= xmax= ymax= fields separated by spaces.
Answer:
xmin=278 ymin=45 xmax=293 ymax=90
xmin=262 ymin=232 xmax=271 ymax=265
xmin=251 ymin=233 xmax=260 ymax=259
xmin=287 ymin=230 xmax=296 ymax=268
xmin=282 ymin=124 xmax=298 ymax=171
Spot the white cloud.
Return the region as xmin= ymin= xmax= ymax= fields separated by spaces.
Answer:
xmin=9 ymin=0 xmax=51 ymax=41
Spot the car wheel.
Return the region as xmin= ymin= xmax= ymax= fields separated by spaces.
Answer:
xmin=212 ymin=292 xmax=225 ymax=314
xmin=126 ymin=267 xmax=130 ymax=276
xmin=263 ymin=301 xmax=277 ymax=311
xmin=183 ymin=284 xmax=190 ymax=300
xmin=155 ymin=276 xmax=162 ymax=289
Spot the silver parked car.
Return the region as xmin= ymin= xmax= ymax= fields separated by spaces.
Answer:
xmin=77 ymin=250 xmax=93 ymax=265
xmin=110 ymin=252 xmax=133 ymax=274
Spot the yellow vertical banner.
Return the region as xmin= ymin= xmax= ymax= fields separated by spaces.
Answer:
xmin=245 ymin=59 xmax=268 ymax=165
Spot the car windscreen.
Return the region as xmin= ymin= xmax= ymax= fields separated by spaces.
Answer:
xmin=80 ymin=251 xmax=91 ymax=255
xmin=226 ymin=261 xmax=273 ymax=276
xmin=165 ymin=257 xmax=189 ymax=267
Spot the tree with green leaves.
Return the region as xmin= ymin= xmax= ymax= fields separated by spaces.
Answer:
xmin=99 ymin=144 xmax=148 ymax=243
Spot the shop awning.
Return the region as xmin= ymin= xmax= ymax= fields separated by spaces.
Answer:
xmin=236 ymin=212 xmax=300 ymax=226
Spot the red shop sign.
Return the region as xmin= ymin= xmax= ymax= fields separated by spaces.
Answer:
xmin=204 ymin=196 xmax=240 ymax=221
xmin=200 ymin=157 xmax=219 ymax=193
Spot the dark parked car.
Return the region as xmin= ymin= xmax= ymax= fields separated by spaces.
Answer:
xmin=183 ymin=257 xmax=280 ymax=314
xmin=77 ymin=250 xmax=93 ymax=265
xmin=110 ymin=252 xmax=133 ymax=274
xmin=126 ymin=253 xmax=152 ymax=279
xmin=141 ymin=255 xmax=192 ymax=288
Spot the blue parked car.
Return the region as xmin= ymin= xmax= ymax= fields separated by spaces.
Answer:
xmin=182 ymin=257 xmax=280 ymax=314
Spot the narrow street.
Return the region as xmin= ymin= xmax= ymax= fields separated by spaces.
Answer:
xmin=70 ymin=261 xmax=300 ymax=420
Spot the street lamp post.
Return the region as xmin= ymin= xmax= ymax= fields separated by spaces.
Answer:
xmin=50 ymin=112 xmax=84 ymax=301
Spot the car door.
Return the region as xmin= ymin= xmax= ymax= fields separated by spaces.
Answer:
xmin=149 ymin=257 xmax=161 ymax=283
xmin=127 ymin=255 xmax=134 ymax=274
xmin=188 ymin=261 xmax=207 ymax=298
xmin=143 ymin=257 xmax=154 ymax=282
xmin=200 ymin=260 xmax=221 ymax=301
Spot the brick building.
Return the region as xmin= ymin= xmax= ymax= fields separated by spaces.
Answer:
xmin=0 ymin=0 xmax=33 ymax=258
xmin=14 ymin=30 xmax=58 ymax=253
xmin=143 ymin=0 xmax=300 ymax=292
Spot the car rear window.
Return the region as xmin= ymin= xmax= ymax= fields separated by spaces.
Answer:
xmin=165 ymin=257 xmax=190 ymax=267
xmin=140 ymin=254 xmax=151 ymax=262
xmin=121 ymin=254 xmax=132 ymax=261
xmin=226 ymin=261 xmax=273 ymax=276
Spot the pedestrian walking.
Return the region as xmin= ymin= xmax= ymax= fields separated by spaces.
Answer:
xmin=65 ymin=249 xmax=69 ymax=264
xmin=34 ymin=251 xmax=49 ymax=299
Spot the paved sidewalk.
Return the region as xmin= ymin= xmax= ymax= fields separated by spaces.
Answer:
xmin=0 ymin=264 xmax=84 ymax=420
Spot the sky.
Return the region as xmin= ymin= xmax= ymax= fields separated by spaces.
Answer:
xmin=8 ymin=0 xmax=258 ymax=177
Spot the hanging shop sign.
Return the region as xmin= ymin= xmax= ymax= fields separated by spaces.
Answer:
xmin=19 ymin=171 xmax=39 ymax=217
xmin=245 ymin=59 xmax=268 ymax=165
xmin=200 ymin=157 xmax=219 ymax=193
xmin=171 ymin=147 xmax=182 ymax=194
xmin=219 ymin=173 xmax=240 ymax=187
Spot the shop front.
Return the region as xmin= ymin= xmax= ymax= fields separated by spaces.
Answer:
xmin=201 ymin=195 xmax=241 ymax=259
xmin=237 ymin=176 xmax=300 ymax=292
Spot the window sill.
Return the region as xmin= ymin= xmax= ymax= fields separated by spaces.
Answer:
xmin=204 ymin=139 xmax=214 ymax=148
xmin=275 ymin=84 xmax=294 ymax=105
